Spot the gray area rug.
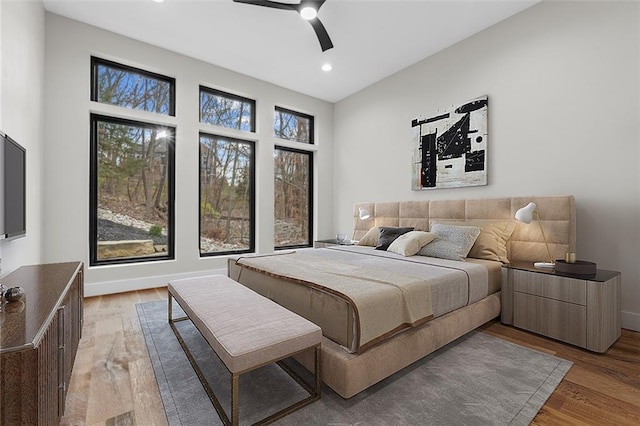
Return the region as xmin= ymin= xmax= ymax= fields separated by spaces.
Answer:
xmin=137 ymin=300 xmax=572 ymax=425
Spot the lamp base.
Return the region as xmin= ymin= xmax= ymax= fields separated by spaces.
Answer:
xmin=534 ymin=262 xmax=555 ymax=269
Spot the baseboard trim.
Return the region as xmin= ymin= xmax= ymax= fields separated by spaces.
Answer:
xmin=622 ymin=310 xmax=640 ymax=332
xmin=84 ymin=268 xmax=228 ymax=297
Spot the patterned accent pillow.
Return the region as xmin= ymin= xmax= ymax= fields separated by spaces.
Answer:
xmin=417 ymin=224 xmax=481 ymax=261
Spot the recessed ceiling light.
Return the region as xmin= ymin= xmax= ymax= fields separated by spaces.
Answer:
xmin=321 ymin=63 xmax=332 ymax=72
xmin=153 ymin=0 xmax=165 ymax=3
xmin=300 ymin=7 xmax=317 ymax=20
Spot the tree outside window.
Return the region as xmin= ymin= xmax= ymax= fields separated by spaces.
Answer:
xmin=92 ymin=57 xmax=175 ymax=116
xmin=274 ymin=146 xmax=313 ymax=248
xmin=90 ymin=115 xmax=175 ymax=265
xmin=274 ymin=107 xmax=313 ymax=144
xmin=200 ymin=86 xmax=255 ymax=132
xmin=200 ymin=134 xmax=255 ymax=256
xmin=90 ymin=57 xmax=176 ymax=266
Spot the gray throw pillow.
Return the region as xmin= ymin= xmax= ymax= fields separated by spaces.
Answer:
xmin=417 ymin=224 xmax=481 ymax=261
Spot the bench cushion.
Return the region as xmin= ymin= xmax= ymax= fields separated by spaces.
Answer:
xmin=168 ymin=275 xmax=322 ymax=374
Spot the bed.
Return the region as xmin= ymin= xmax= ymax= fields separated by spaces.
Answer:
xmin=228 ymin=195 xmax=576 ymax=398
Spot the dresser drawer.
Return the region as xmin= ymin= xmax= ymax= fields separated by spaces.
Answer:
xmin=513 ymin=269 xmax=586 ymax=305
xmin=514 ymin=292 xmax=587 ymax=347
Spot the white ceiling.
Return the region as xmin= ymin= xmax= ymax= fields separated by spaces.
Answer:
xmin=42 ymin=0 xmax=539 ymax=103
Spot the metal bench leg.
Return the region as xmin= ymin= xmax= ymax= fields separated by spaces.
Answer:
xmin=231 ymin=373 xmax=240 ymax=426
xmin=315 ymin=345 xmax=322 ymax=398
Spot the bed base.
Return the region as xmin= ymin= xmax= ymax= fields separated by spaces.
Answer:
xmin=293 ymin=292 xmax=501 ymax=399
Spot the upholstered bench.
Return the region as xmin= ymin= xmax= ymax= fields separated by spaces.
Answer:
xmin=167 ymin=275 xmax=322 ymax=426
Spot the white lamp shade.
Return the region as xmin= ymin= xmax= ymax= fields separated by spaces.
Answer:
xmin=515 ymin=202 xmax=536 ymax=224
xmin=358 ymin=207 xmax=371 ymax=220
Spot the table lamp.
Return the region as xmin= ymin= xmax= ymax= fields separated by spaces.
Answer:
xmin=352 ymin=207 xmax=371 ymax=241
xmin=515 ymin=202 xmax=554 ymax=268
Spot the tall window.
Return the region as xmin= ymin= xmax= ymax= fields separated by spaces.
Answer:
xmin=274 ymin=147 xmax=313 ymax=248
xmin=200 ymin=134 xmax=255 ymax=256
xmin=200 ymin=86 xmax=255 ymax=132
xmin=90 ymin=115 xmax=175 ymax=265
xmin=91 ymin=57 xmax=175 ymax=116
xmin=90 ymin=57 xmax=176 ymax=266
xmin=274 ymin=107 xmax=314 ymax=144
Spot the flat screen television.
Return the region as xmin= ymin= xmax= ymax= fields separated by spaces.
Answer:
xmin=1 ymin=131 xmax=26 ymax=240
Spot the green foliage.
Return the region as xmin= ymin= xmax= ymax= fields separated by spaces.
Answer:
xmin=200 ymin=201 xmax=220 ymax=219
xmin=148 ymin=225 xmax=163 ymax=237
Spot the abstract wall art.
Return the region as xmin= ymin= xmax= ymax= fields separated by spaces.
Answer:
xmin=411 ymin=96 xmax=488 ymax=190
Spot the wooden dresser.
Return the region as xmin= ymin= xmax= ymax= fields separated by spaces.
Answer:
xmin=1 ymin=262 xmax=84 ymax=425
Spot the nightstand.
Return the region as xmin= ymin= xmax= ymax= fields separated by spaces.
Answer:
xmin=314 ymin=239 xmax=353 ymax=248
xmin=501 ymin=261 xmax=621 ymax=352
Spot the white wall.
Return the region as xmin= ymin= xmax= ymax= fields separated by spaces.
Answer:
xmin=44 ymin=14 xmax=333 ymax=295
xmin=333 ymin=1 xmax=640 ymax=331
xmin=0 ymin=0 xmax=45 ymax=274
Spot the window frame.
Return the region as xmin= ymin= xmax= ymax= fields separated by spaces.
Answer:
xmin=273 ymin=145 xmax=314 ymax=250
xmin=198 ymin=132 xmax=256 ymax=257
xmin=274 ymin=106 xmax=315 ymax=144
xmin=89 ymin=113 xmax=176 ymax=266
xmin=199 ymin=86 xmax=256 ymax=132
xmin=90 ymin=56 xmax=176 ymax=116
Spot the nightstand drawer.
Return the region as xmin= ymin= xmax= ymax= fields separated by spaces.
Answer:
xmin=513 ymin=269 xmax=586 ymax=305
xmin=514 ymin=292 xmax=587 ymax=348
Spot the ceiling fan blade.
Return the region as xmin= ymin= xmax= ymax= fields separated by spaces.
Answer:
xmin=232 ymin=0 xmax=297 ymax=12
xmin=308 ymin=18 xmax=333 ymax=52
xmin=234 ymin=0 xmax=334 ymax=52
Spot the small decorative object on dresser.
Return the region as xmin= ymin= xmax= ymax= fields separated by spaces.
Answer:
xmin=3 ymin=286 xmax=25 ymax=302
xmin=501 ymin=261 xmax=621 ymax=352
xmin=554 ymin=259 xmax=597 ymax=275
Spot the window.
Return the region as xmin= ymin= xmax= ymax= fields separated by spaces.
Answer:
xmin=90 ymin=115 xmax=175 ymax=265
xmin=91 ymin=57 xmax=175 ymax=116
xmin=274 ymin=107 xmax=314 ymax=144
xmin=200 ymin=86 xmax=255 ymax=132
xmin=200 ymin=134 xmax=255 ymax=256
xmin=274 ymin=147 xmax=313 ymax=248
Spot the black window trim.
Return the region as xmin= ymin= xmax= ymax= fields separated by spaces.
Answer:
xmin=274 ymin=145 xmax=314 ymax=250
xmin=199 ymin=85 xmax=256 ymax=133
xmin=91 ymin=56 xmax=176 ymax=116
xmin=199 ymin=132 xmax=256 ymax=257
xmin=274 ymin=106 xmax=315 ymax=145
xmin=89 ymin=113 xmax=176 ymax=266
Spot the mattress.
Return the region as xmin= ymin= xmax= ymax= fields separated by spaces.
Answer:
xmin=229 ymin=246 xmax=501 ymax=353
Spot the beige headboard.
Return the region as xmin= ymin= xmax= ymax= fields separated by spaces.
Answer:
xmin=353 ymin=195 xmax=576 ymax=263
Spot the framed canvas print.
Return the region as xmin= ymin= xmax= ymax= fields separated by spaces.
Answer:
xmin=411 ymin=96 xmax=488 ymax=190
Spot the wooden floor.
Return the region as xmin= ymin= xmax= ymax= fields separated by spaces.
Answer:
xmin=61 ymin=288 xmax=640 ymax=425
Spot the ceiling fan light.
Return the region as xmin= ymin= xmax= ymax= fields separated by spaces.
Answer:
xmin=300 ymin=6 xmax=317 ymax=20
xmin=321 ymin=63 xmax=332 ymax=72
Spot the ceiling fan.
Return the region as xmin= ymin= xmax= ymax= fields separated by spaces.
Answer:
xmin=233 ymin=0 xmax=334 ymax=52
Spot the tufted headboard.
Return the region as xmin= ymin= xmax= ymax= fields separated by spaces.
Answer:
xmin=352 ymin=195 xmax=576 ymax=263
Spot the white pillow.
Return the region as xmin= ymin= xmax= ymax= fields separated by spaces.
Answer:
xmin=387 ymin=231 xmax=436 ymax=256
xmin=417 ymin=224 xmax=481 ymax=261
